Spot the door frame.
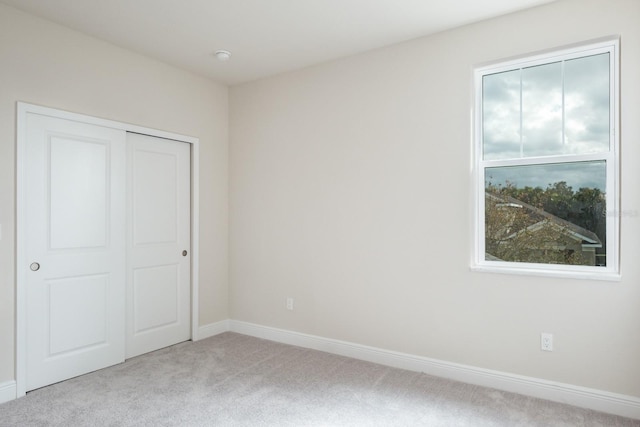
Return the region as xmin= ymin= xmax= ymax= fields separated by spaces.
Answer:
xmin=15 ymin=102 xmax=201 ymax=397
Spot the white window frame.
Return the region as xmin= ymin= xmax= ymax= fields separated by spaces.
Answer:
xmin=472 ymin=37 xmax=620 ymax=281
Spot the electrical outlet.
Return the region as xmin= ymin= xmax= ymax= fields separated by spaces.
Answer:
xmin=286 ymin=297 xmax=294 ymax=311
xmin=541 ymin=333 xmax=553 ymax=351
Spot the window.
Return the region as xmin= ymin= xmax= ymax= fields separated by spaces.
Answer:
xmin=473 ymin=38 xmax=619 ymax=280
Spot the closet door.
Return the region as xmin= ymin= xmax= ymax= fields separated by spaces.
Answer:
xmin=126 ymin=133 xmax=191 ymax=358
xmin=24 ymin=113 xmax=126 ymax=391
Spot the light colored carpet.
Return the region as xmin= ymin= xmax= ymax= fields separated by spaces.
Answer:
xmin=1 ymin=332 xmax=638 ymax=426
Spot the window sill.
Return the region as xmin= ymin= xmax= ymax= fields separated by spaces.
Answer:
xmin=470 ymin=264 xmax=621 ymax=282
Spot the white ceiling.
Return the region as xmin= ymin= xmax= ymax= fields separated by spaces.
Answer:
xmin=1 ymin=0 xmax=556 ymax=85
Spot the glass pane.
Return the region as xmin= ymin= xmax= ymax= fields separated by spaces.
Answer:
xmin=522 ymin=61 xmax=563 ymax=157
xmin=565 ymin=53 xmax=610 ymax=154
xmin=485 ymin=161 xmax=606 ymax=266
xmin=483 ymin=70 xmax=520 ymax=160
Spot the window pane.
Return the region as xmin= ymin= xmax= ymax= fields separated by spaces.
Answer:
xmin=485 ymin=161 xmax=606 ymax=266
xmin=522 ymin=61 xmax=563 ymax=157
xmin=565 ymin=53 xmax=610 ymax=154
xmin=483 ymin=70 xmax=520 ymax=160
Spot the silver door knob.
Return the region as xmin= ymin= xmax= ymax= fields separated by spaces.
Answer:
xmin=30 ymin=262 xmax=40 ymax=271
xmin=182 ymin=250 xmax=188 ymax=256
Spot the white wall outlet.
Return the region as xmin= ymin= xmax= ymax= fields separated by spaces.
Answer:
xmin=541 ymin=333 xmax=553 ymax=351
xmin=286 ymin=297 xmax=294 ymax=311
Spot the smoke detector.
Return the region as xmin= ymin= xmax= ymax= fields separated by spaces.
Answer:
xmin=214 ymin=50 xmax=232 ymax=61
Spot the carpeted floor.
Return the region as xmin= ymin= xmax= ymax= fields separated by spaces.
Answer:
xmin=1 ymin=332 xmax=638 ymax=426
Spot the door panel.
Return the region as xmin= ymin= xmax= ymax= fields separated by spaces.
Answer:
xmin=48 ymin=274 xmax=109 ymax=354
xmin=25 ymin=114 xmax=126 ymax=391
xmin=49 ymin=136 xmax=108 ymax=249
xmin=133 ymin=265 xmax=179 ymax=332
xmin=133 ymin=150 xmax=179 ymax=245
xmin=126 ymin=133 xmax=190 ymax=358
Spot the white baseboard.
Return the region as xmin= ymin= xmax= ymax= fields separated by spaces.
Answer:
xmin=229 ymin=320 xmax=640 ymax=420
xmin=0 ymin=380 xmax=16 ymax=404
xmin=197 ymin=319 xmax=231 ymax=340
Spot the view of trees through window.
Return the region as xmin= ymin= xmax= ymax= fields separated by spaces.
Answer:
xmin=485 ymin=178 xmax=606 ymax=266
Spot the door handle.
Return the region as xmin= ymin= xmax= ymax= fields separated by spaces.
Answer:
xmin=182 ymin=250 xmax=188 ymax=257
xmin=30 ymin=262 xmax=40 ymax=271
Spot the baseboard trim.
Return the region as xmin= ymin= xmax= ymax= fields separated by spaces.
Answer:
xmin=229 ymin=320 xmax=640 ymax=420
xmin=197 ymin=319 xmax=231 ymax=340
xmin=0 ymin=380 xmax=16 ymax=404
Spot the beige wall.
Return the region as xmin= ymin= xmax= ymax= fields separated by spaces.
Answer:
xmin=230 ymin=0 xmax=640 ymax=397
xmin=0 ymin=4 xmax=229 ymax=384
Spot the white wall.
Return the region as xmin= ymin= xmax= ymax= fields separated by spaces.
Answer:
xmin=230 ymin=0 xmax=640 ymax=397
xmin=0 ymin=4 xmax=229 ymax=384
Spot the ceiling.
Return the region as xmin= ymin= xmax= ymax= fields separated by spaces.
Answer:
xmin=1 ymin=0 xmax=556 ymax=85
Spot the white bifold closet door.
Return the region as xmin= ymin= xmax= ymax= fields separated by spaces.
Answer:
xmin=24 ymin=114 xmax=127 ymax=391
xmin=126 ymin=132 xmax=191 ymax=359
xmin=24 ymin=114 xmax=190 ymax=392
